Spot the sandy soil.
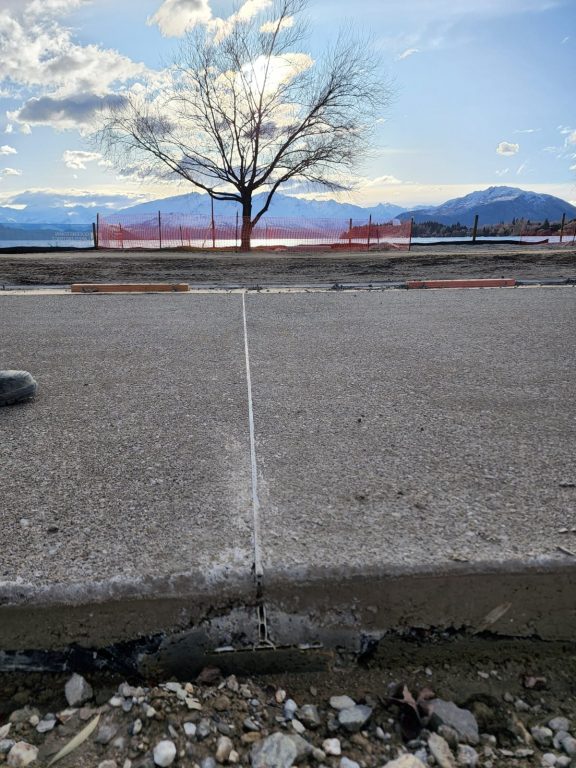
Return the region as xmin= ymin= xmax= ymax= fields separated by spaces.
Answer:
xmin=0 ymin=244 xmax=575 ymax=287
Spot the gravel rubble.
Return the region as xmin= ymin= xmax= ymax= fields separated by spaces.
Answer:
xmin=2 ymin=654 xmax=576 ymax=768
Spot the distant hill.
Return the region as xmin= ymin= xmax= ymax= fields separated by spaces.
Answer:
xmin=399 ymin=186 xmax=576 ymax=226
xmin=116 ymin=191 xmax=407 ymax=223
xmin=1 ymin=185 xmax=574 ymax=230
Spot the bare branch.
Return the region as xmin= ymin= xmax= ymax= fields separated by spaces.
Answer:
xmin=97 ymin=0 xmax=391 ymax=248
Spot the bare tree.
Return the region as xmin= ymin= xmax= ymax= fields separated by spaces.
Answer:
xmin=99 ymin=0 xmax=390 ymax=250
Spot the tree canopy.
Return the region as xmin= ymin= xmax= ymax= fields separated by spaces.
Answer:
xmin=99 ymin=0 xmax=390 ymax=249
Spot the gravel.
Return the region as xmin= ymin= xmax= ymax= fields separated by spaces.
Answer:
xmin=2 ymin=649 xmax=576 ymax=768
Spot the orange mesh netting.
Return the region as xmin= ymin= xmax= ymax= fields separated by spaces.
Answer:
xmin=97 ymin=213 xmax=412 ymax=251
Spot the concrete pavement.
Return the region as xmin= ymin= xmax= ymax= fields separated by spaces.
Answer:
xmin=1 ymin=288 xmax=575 ymax=656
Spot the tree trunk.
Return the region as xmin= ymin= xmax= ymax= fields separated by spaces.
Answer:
xmin=240 ymin=197 xmax=252 ymax=251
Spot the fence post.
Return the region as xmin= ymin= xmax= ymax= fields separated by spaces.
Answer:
xmin=211 ymin=197 xmax=216 ymax=249
xmin=367 ymin=215 xmax=372 ymax=249
xmin=472 ymin=214 xmax=479 ymax=243
xmin=235 ymin=211 xmax=239 ymax=252
xmin=408 ymin=218 xmax=414 ymax=251
xmin=92 ymin=222 xmax=98 ymax=249
xmin=179 ymin=225 xmax=184 ymax=247
xmin=158 ymin=211 xmax=162 ymax=249
xmin=559 ymin=212 xmax=566 ymax=244
xmin=349 ymin=218 xmax=352 ymax=249
xmin=119 ymin=223 xmax=124 ymax=250
xmin=96 ymin=213 xmax=100 ymax=249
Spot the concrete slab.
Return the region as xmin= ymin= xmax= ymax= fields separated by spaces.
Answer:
xmin=245 ymin=289 xmax=576 ymax=638
xmin=0 ymin=295 xmax=255 ymax=645
xmin=2 ymin=288 xmax=576 ymax=655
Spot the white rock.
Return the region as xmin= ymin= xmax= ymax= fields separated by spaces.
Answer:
xmin=283 ymin=699 xmax=298 ymax=720
xmin=164 ymin=682 xmax=182 ymax=693
xmin=549 ymin=717 xmax=571 ymax=733
xmin=7 ymin=741 xmax=39 ymax=768
xmin=132 ymin=719 xmax=142 ymax=735
xmin=322 ymin=738 xmax=342 ymax=756
xmin=216 ymin=735 xmax=234 ymax=763
xmin=541 ymin=754 xmax=557 ymax=767
xmin=382 ymin=755 xmax=427 ymax=768
xmin=340 ymin=758 xmax=360 ymax=768
xmin=36 ymin=716 xmax=57 ymax=733
xmin=329 ymin=695 xmax=356 ymax=711
xmin=183 ymin=722 xmax=197 ymax=738
xmin=98 ymin=761 xmax=118 ymax=768
xmin=64 ymin=673 xmax=93 ymax=707
xmin=108 ymin=696 xmax=124 ymax=708
xmin=428 ymin=733 xmax=457 ymax=768
xmin=275 ymin=689 xmax=287 ymax=704
xmin=338 ymin=705 xmax=373 ymax=733
xmin=28 ymin=716 xmax=39 ymax=728
xmin=457 ymin=744 xmax=479 ymax=768
xmin=291 ymin=719 xmax=305 ymax=735
xmin=229 ymin=750 xmax=239 ymax=763
xmin=186 ymin=698 xmax=203 ymax=711
xmin=153 ymin=739 xmax=177 ymax=767
xmin=0 ymin=725 xmax=11 ymax=740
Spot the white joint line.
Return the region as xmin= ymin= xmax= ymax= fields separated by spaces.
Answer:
xmin=242 ymin=292 xmax=264 ymax=581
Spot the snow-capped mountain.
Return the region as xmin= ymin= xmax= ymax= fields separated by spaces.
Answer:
xmin=114 ymin=191 xmax=406 ymax=223
xmin=0 ymin=186 xmax=574 ymax=232
xmin=400 ymin=186 xmax=576 ymax=226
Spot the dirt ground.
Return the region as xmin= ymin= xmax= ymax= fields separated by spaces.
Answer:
xmin=0 ymin=244 xmax=575 ymax=287
xmin=1 ymin=638 xmax=576 ymax=767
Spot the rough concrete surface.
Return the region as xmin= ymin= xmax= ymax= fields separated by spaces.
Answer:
xmin=246 ymin=289 xmax=576 ymax=571
xmin=0 ymin=295 xmax=254 ymax=609
xmin=1 ymin=288 xmax=576 ymax=650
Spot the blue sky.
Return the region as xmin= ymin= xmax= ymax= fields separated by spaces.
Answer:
xmin=0 ymin=0 xmax=574 ymax=214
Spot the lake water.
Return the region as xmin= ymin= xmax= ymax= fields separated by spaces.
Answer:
xmin=0 ymin=234 xmax=573 ymax=250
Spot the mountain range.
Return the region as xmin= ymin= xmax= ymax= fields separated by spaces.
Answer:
xmin=398 ymin=186 xmax=576 ymax=226
xmin=0 ymin=186 xmax=574 ymax=233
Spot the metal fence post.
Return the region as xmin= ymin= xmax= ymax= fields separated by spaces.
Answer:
xmin=158 ymin=211 xmax=162 ymax=249
xmin=472 ymin=214 xmax=479 ymax=243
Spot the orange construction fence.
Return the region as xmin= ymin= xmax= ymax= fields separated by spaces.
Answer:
xmin=96 ymin=213 xmax=413 ymax=251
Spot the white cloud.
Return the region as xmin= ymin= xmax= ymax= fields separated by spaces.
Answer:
xmin=516 ymin=161 xmax=529 ymax=175
xmin=0 ymin=1 xmax=147 ymax=133
xmin=149 ymin=0 xmax=273 ymax=39
xmin=261 ymin=15 xmax=294 ymax=33
xmin=4 ymin=124 xmax=13 ymax=134
xmin=1 ymin=167 xmax=22 ymax=176
xmin=62 ymin=150 xmax=105 ymax=169
xmin=513 ymin=128 xmax=540 ymax=134
xmin=147 ymin=0 xmax=212 ymax=37
xmin=496 ymin=141 xmax=519 ymax=156
xmin=0 ymin=145 xmax=17 ymax=155
xmin=397 ymin=48 xmax=419 ymax=60
xmin=562 ymin=36 xmax=570 ymax=43
xmin=364 ymin=175 xmax=403 ymax=186
xmin=567 ymin=131 xmax=576 ymax=145
xmin=495 ymin=168 xmax=509 ymax=176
